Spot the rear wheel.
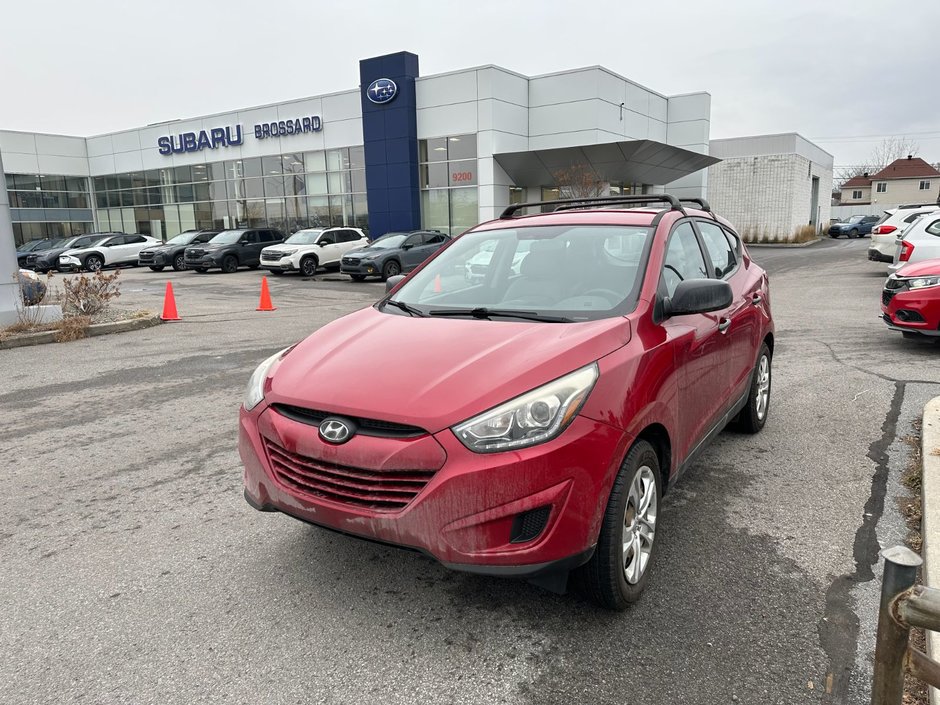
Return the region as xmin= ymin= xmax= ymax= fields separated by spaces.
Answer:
xmin=221 ymin=255 xmax=238 ymax=274
xmin=733 ymin=343 xmax=772 ymax=433
xmin=576 ymin=440 xmax=661 ymax=610
xmin=149 ymin=266 xmax=164 ymax=272
xmin=300 ymin=256 xmax=319 ymax=277
xmin=850 ymin=228 xmax=859 ymax=238
xmin=172 ymin=253 xmax=186 ymax=271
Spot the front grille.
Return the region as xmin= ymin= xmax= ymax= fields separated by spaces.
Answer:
xmin=342 ymin=258 xmax=358 ymax=266
xmin=185 ymin=249 xmax=205 ymax=259
xmin=272 ymin=403 xmax=426 ymax=438
xmin=138 ymin=252 xmax=154 ymax=261
xmin=261 ymin=251 xmax=284 ymax=261
xmin=26 ymin=254 xmax=38 ymax=266
xmin=263 ymin=438 xmax=435 ymax=511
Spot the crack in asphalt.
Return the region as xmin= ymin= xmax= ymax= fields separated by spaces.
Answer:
xmin=818 ymin=381 xmax=903 ymax=703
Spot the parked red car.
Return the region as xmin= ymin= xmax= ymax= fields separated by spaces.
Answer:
xmin=882 ymin=258 xmax=940 ymax=338
xmin=239 ymin=195 xmax=774 ymax=610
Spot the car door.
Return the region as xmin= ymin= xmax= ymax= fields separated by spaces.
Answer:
xmin=659 ymin=221 xmax=731 ymax=454
xmin=100 ymin=235 xmax=126 ymax=264
xmin=242 ymin=230 xmax=262 ymax=264
xmin=316 ymin=231 xmax=342 ymax=265
xmin=400 ymin=233 xmax=427 ymax=270
xmin=695 ymin=219 xmax=760 ymax=403
xmin=120 ymin=234 xmax=150 ymax=263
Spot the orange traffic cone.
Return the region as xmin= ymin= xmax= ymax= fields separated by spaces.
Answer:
xmin=160 ymin=281 xmax=181 ymax=321
xmin=256 ymin=276 xmax=276 ymax=311
xmin=434 ymin=274 xmax=442 ymax=293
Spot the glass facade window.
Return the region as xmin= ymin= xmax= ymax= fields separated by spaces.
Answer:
xmin=418 ymin=134 xmax=478 ymax=236
xmin=86 ymin=147 xmax=369 ymax=239
xmin=5 ymin=171 xmax=93 ymax=246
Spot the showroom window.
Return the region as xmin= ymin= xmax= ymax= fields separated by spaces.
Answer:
xmin=419 ymin=134 xmax=478 ymax=236
xmin=5 ymin=173 xmax=93 ymax=245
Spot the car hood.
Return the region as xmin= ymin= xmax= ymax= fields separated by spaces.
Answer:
xmin=190 ymin=243 xmax=227 ymax=250
xmin=32 ymin=247 xmax=69 ymax=259
xmin=344 ymin=247 xmax=387 ymax=258
xmin=268 ymin=306 xmax=632 ymax=433
xmin=895 ymin=259 xmax=940 ymax=277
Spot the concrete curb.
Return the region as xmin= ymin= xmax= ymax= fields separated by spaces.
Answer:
xmin=922 ymin=396 xmax=940 ymax=704
xmin=744 ymin=238 xmax=823 ymax=248
xmin=0 ymin=314 xmax=162 ymax=350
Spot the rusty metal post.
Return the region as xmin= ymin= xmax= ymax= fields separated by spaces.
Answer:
xmin=871 ymin=546 xmax=923 ymax=705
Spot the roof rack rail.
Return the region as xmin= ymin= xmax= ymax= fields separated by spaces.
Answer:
xmin=680 ymin=197 xmax=711 ymax=212
xmin=499 ymin=194 xmax=685 ymax=219
xmin=897 ymin=202 xmax=940 ymax=209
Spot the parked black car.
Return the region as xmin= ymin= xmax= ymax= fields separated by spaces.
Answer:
xmin=25 ymin=233 xmax=120 ymax=273
xmin=340 ymin=230 xmax=450 ymax=281
xmin=184 ymin=228 xmax=286 ymax=273
xmin=138 ymin=229 xmax=219 ymax=271
xmin=16 ymin=239 xmax=55 ymax=268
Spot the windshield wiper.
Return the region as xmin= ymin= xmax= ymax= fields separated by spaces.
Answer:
xmin=383 ymin=299 xmax=428 ymax=317
xmin=429 ymin=307 xmax=572 ymax=323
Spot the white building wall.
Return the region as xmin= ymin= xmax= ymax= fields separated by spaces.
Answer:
xmin=0 ymin=130 xmax=89 ymax=175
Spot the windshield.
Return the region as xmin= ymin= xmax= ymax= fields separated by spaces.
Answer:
xmin=368 ymin=234 xmax=408 ymax=249
xmin=386 ymin=224 xmax=653 ymax=322
xmin=847 ymin=215 xmax=864 ymax=223
xmin=210 ymin=230 xmax=245 ymax=245
xmin=165 ymin=232 xmax=200 ymax=246
xmin=285 ymin=230 xmax=323 ymax=245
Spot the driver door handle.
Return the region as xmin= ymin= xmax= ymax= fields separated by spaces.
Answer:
xmin=718 ymin=318 xmax=731 ymax=334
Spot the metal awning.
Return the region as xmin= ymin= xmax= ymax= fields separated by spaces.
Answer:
xmin=493 ymin=140 xmax=719 ymax=186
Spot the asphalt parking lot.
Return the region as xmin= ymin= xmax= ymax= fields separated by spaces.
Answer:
xmin=2 ymin=240 xmax=938 ymax=705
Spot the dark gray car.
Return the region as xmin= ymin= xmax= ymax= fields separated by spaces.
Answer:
xmin=184 ymin=228 xmax=285 ymax=273
xmin=340 ymin=230 xmax=450 ymax=281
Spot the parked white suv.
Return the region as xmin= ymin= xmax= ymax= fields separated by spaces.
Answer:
xmin=890 ymin=211 xmax=940 ymax=271
xmin=868 ymin=204 xmax=940 ymax=263
xmin=259 ymin=227 xmax=368 ymax=277
xmin=58 ymin=233 xmax=161 ymax=272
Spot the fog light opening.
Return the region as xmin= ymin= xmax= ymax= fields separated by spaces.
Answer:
xmin=510 ymin=505 xmax=552 ymax=544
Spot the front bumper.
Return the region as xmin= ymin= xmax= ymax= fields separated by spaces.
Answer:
xmin=139 ymin=252 xmax=169 ymax=266
xmin=58 ymin=256 xmax=81 ymax=271
xmin=239 ymin=403 xmax=626 ymax=573
xmin=184 ymin=255 xmax=218 ymax=268
xmin=340 ymin=259 xmax=379 ymax=276
xmin=260 ymin=256 xmax=296 ymax=272
xmin=882 ymin=286 xmax=940 ymax=334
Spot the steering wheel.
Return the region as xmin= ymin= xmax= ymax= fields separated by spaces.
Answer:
xmin=663 ymin=264 xmax=684 ymax=281
xmin=580 ymin=288 xmax=622 ymax=301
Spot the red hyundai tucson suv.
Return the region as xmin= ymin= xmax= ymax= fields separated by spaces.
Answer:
xmin=239 ymin=195 xmax=774 ymax=610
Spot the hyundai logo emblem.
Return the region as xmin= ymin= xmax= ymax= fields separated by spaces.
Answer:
xmin=319 ymin=417 xmax=354 ymax=444
xmin=366 ymin=78 xmax=398 ymax=105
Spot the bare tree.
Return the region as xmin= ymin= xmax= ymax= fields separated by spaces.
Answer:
xmin=551 ymin=165 xmax=607 ymax=199
xmin=836 ymin=137 xmax=921 ymax=188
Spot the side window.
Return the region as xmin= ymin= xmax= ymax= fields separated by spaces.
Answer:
xmin=723 ymin=228 xmax=742 ymax=256
xmin=661 ymin=222 xmax=708 ymax=297
xmin=105 ymin=236 xmax=125 ymax=247
xmin=319 ymin=232 xmax=337 ymax=245
xmin=697 ymin=221 xmax=737 ymax=278
xmin=403 ymin=234 xmax=424 ymax=248
xmin=926 ymin=219 xmax=940 ymax=237
xmin=242 ymin=231 xmax=258 ymax=244
xmin=425 ymin=233 xmax=447 ymax=245
xmin=905 ymin=213 xmax=924 ymax=224
xmin=126 ymin=235 xmax=146 ymax=244
xmin=196 ymin=232 xmax=215 ymax=243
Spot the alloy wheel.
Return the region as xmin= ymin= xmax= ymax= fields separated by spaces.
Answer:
xmin=622 ymin=466 xmax=657 ymax=585
xmin=756 ymin=355 xmax=770 ymax=420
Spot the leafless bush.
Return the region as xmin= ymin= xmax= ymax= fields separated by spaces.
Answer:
xmin=53 ymin=315 xmax=92 ymax=342
xmin=62 ymin=270 xmax=121 ymax=317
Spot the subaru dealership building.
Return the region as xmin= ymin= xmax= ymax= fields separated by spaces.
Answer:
xmin=0 ymin=51 xmax=721 ymax=245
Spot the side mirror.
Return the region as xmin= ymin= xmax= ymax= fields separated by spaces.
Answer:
xmin=665 ymin=279 xmax=732 ymax=317
xmin=401 ymin=243 xmax=413 ymax=251
xmin=385 ymin=275 xmax=406 ymax=292
xmin=318 ymin=241 xmax=327 ymax=247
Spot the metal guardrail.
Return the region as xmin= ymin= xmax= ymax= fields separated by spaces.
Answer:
xmin=872 ymin=546 xmax=940 ymax=704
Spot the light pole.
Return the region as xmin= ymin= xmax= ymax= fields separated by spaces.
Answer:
xmin=0 ymin=147 xmax=20 ymax=326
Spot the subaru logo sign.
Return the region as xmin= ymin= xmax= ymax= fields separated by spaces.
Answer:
xmin=366 ymin=78 xmax=398 ymax=105
xmin=319 ymin=417 xmax=354 ymax=444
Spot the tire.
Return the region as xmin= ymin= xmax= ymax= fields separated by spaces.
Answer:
xmin=350 ymin=274 xmax=366 ymax=282
xmin=850 ymin=229 xmax=859 ymax=239
xmin=269 ymin=270 xmax=284 ymax=276
xmin=194 ymin=267 xmax=208 ymax=274
xmin=300 ymin=256 xmax=319 ymax=277
xmin=733 ymin=343 xmax=772 ymax=433
xmin=221 ymin=255 xmax=238 ymax=274
xmin=84 ymin=254 xmax=103 ymax=272
xmin=248 ymin=263 xmax=260 ymax=270
xmin=149 ymin=266 xmax=165 ymax=272
xmin=829 ymin=232 xmax=840 ymax=238
xmin=381 ymin=260 xmax=401 ymax=281
xmin=575 ymin=440 xmax=661 ymax=610
xmin=172 ymin=253 xmax=186 ymax=272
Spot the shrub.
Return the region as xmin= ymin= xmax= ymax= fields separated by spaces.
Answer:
xmin=53 ymin=315 xmax=92 ymax=343
xmin=62 ymin=270 xmax=121 ymax=317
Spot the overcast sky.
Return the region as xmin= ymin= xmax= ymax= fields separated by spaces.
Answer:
xmin=2 ymin=0 xmax=938 ymax=169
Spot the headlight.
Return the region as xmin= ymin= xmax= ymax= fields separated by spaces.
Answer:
xmin=909 ymin=276 xmax=940 ymax=289
xmin=244 ymin=347 xmax=292 ymax=411
xmin=280 ymin=249 xmax=298 ymax=256
xmin=452 ymin=364 xmax=599 ymax=453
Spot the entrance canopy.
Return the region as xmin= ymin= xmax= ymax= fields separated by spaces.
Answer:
xmin=493 ymin=140 xmax=719 ymax=187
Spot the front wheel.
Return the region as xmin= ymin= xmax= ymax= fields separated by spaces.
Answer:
xmin=149 ymin=266 xmax=165 ymax=272
xmin=84 ymin=255 xmax=103 ymax=272
xmin=300 ymin=256 xmax=319 ymax=277
xmin=221 ymin=255 xmax=238 ymax=274
xmin=575 ymin=440 xmax=661 ymax=610
xmin=850 ymin=229 xmax=859 ymax=238
xmin=172 ymin=253 xmax=186 ymax=271
xmin=381 ymin=260 xmax=401 ymax=281
xmin=733 ymin=343 xmax=772 ymax=433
